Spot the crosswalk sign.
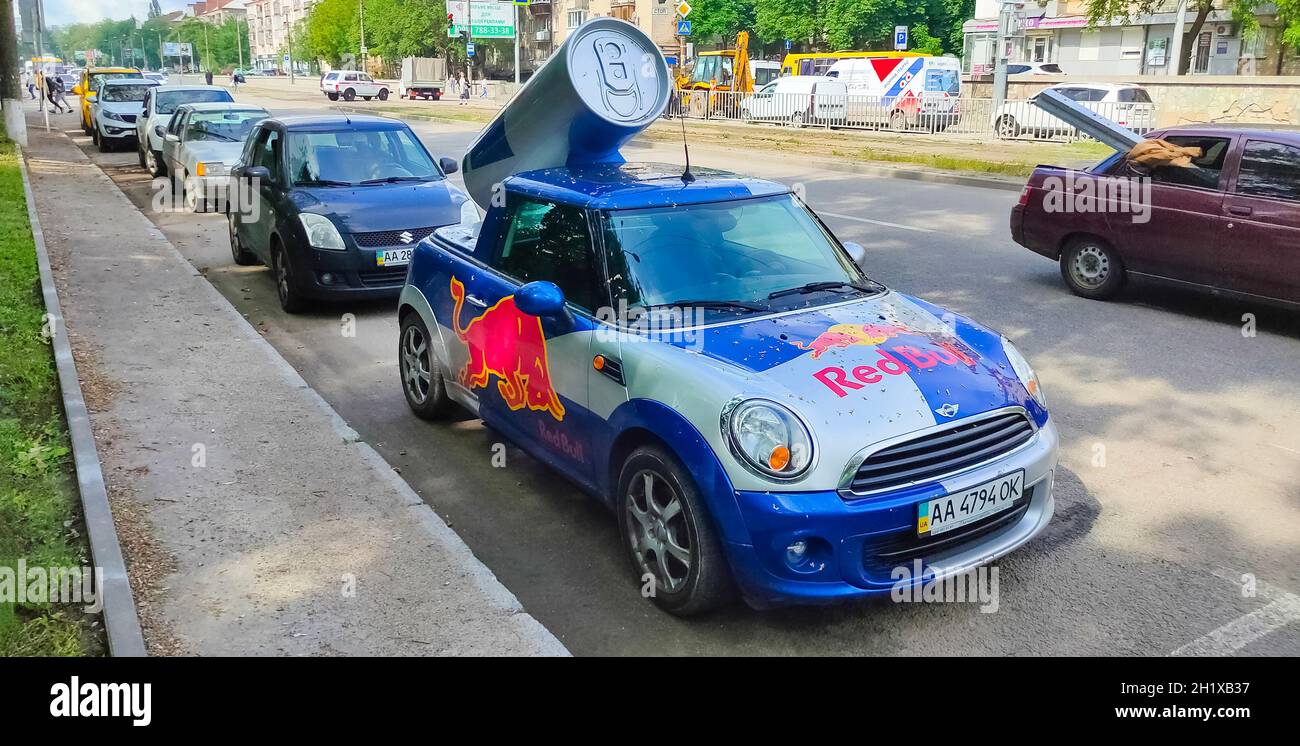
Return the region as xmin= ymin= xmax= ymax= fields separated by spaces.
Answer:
xmin=677 ymin=20 xmax=691 ymax=36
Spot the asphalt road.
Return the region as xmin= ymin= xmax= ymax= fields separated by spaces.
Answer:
xmin=61 ymin=90 xmax=1300 ymax=656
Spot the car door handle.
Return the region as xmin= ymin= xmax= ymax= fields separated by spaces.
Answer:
xmin=464 ymin=294 xmax=488 ymax=308
xmin=1227 ymin=205 xmax=1253 ymax=217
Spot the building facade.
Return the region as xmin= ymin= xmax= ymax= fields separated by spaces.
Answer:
xmin=962 ymin=0 xmax=1300 ymax=77
xmin=246 ymin=0 xmax=316 ymax=72
xmin=518 ymin=0 xmax=678 ymax=72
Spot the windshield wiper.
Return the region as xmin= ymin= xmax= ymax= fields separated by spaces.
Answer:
xmin=296 ymin=178 xmax=352 ymax=187
xmin=202 ymin=132 xmax=239 ymax=142
xmin=639 ymin=299 xmax=766 ymax=314
xmin=358 ymin=175 xmax=432 ymax=185
xmin=767 ymin=281 xmax=876 ymax=300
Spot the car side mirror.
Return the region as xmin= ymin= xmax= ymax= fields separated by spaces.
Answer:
xmin=842 ymin=241 xmax=868 ymax=267
xmin=243 ymin=165 xmax=272 ymax=183
xmin=154 ymin=125 xmax=166 ymax=138
xmin=515 ymin=281 xmax=566 ymax=317
xmin=439 ymin=157 xmax=459 ymax=175
xmin=164 ymin=132 xmax=180 ymax=143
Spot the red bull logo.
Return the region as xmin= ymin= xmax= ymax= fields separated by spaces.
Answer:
xmin=450 ymin=277 xmax=566 ymax=421
xmin=791 ymin=323 xmax=909 ymax=359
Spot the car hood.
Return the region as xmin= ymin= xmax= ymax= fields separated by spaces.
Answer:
xmin=681 ymin=290 xmax=1043 ymax=428
xmin=184 ymin=141 xmax=245 ymax=165
xmin=292 ymin=180 xmax=463 ymax=233
xmin=99 ymin=100 xmax=143 ymax=114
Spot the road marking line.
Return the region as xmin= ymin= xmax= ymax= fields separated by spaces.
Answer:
xmin=1169 ymin=568 xmax=1300 ymax=656
xmin=818 ymin=211 xmax=935 ymax=233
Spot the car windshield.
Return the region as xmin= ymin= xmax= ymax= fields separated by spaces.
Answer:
xmin=102 ymin=84 xmax=153 ymax=102
xmin=157 ymin=89 xmax=233 ymax=114
xmin=184 ymin=110 xmax=266 ymax=142
xmin=601 ymin=194 xmax=874 ymax=314
xmin=89 ymin=72 xmax=141 ymax=89
xmin=286 ymin=128 xmax=441 ymax=186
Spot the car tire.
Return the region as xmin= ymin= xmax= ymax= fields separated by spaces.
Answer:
xmin=996 ymin=114 xmax=1021 ymax=139
xmin=146 ymin=147 xmax=167 ymax=177
xmin=343 ymin=88 xmax=356 ymax=102
xmin=1060 ymin=236 xmax=1125 ymax=301
xmin=183 ymin=174 xmax=205 ymax=213
xmin=327 ymin=91 xmax=339 ymax=101
xmin=228 ymin=213 xmax=258 ymax=266
xmin=617 ymin=444 xmax=734 ymax=616
xmin=363 ymin=96 xmax=372 ymax=101
xmin=96 ymin=129 xmax=111 ymax=152
xmin=378 ymin=89 xmax=389 ymax=101
xmin=789 ymin=111 xmax=805 ymax=128
xmin=890 ymin=109 xmax=909 ymax=132
xmin=272 ymin=242 xmax=306 ymax=314
xmin=399 ymin=313 xmax=455 ymax=419
xmin=137 ymin=142 xmax=146 ymax=168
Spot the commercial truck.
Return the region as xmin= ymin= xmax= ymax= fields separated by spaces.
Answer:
xmin=398 ymin=57 xmax=448 ymax=101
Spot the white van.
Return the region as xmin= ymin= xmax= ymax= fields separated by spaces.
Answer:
xmin=826 ymin=55 xmax=962 ymax=130
xmin=740 ymin=75 xmax=848 ymax=126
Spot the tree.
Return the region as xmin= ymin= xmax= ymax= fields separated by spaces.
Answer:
xmin=1232 ymin=0 xmax=1300 ymax=74
xmin=301 ymin=0 xmax=359 ymax=66
xmin=690 ymin=0 xmax=757 ymax=44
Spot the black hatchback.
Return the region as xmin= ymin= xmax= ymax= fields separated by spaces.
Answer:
xmin=227 ymin=115 xmax=468 ymax=312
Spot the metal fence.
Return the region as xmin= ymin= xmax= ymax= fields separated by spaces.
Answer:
xmin=664 ymin=89 xmax=1157 ymax=143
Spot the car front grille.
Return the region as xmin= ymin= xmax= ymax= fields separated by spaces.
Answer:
xmin=861 ymin=485 xmax=1035 ymax=579
xmin=351 ymin=226 xmax=437 ymax=248
xmin=846 ymin=410 xmax=1035 ymax=494
xmin=357 ymin=268 xmax=408 ymax=288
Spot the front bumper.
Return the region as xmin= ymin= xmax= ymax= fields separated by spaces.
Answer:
xmin=98 ymin=118 xmax=138 ymax=140
xmin=722 ymin=418 xmax=1059 ymax=607
xmin=285 ymin=240 xmax=413 ymax=301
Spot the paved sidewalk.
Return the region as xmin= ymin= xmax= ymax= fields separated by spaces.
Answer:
xmin=22 ymin=111 xmax=567 ymax=656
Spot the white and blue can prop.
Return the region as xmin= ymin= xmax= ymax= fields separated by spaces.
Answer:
xmin=461 ymin=18 xmax=671 ymax=208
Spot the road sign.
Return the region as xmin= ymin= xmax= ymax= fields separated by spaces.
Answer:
xmin=784 ymin=39 xmax=792 ymax=50
xmin=894 ymin=26 xmax=908 ymax=51
xmin=446 ymin=1 xmax=516 ymax=39
xmin=677 ymin=20 xmax=691 ymax=36
xmin=675 ymin=1 xmax=691 ymax=18
xmin=467 ymin=43 xmax=476 ymax=56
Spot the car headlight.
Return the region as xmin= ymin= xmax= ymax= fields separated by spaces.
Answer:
xmin=458 ymin=197 xmax=481 ymax=226
xmin=298 ymin=213 xmax=346 ymax=251
xmin=104 ymin=110 xmax=127 ymax=122
xmin=1002 ymin=337 xmax=1046 ymax=408
xmin=196 ymin=162 xmax=228 ymax=177
xmin=722 ymin=398 xmax=814 ymax=480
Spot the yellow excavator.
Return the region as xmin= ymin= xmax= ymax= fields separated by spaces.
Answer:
xmin=676 ymin=31 xmax=755 ymax=118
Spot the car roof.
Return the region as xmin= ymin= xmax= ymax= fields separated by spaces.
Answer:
xmin=266 ymin=114 xmax=407 ymax=131
xmin=507 ymin=162 xmax=791 ymax=210
xmin=1057 ymin=82 xmax=1141 ymax=90
xmin=178 ymin=102 xmax=267 ymax=112
xmin=153 ymin=84 xmax=226 ymax=93
xmin=87 ymin=67 xmax=139 ymax=74
xmin=1158 ymin=124 xmax=1300 ymax=143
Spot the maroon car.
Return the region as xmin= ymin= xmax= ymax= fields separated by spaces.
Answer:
xmin=1011 ymin=126 xmax=1300 ymax=307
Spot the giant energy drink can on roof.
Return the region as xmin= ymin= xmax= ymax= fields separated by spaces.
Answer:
xmin=461 ymin=17 xmax=670 ymax=208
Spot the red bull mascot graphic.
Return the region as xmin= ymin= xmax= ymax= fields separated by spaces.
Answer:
xmin=396 ymin=17 xmax=1056 ymax=616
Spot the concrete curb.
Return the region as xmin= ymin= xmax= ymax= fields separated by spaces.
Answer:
xmin=335 ymin=104 xmax=1024 ymax=192
xmin=17 ymin=147 xmax=148 ymax=657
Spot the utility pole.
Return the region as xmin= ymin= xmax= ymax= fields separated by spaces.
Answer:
xmin=465 ymin=1 xmax=473 ymax=93
xmin=359 ymin=0 xmax=365 ymax=72
xmin=1169 ymin=0 xmax=1188 ymax=77
xmin=35 ymin=0 xmax=49 ymax=131
xmin=285 ymin=19 xmax=295 ymax=84
xmin=514 ymin=3 xmax=519 ymax=85
xmin=992 ymin=0 xmax=1023 ymax=114
xmin=1 ymin=0 xmax=27 ymax=144
xmin=203 ymin=22 xmax=211 ymax=72
xmin=237 ymin=16 xmax=244 ymax=71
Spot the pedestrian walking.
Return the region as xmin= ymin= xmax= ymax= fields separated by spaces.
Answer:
xmin=23 ymin=71 xmax=35 ymax=99
xmin=45 ymin=74 xmax=68 ymax=114
xmin=205 ymin=70 xmax=214 ymax=86
xmin=459 ymin=76 xmax=470 ymax=106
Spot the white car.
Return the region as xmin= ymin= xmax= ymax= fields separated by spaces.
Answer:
xmin=1007 ymin=62 xmax=1065 ymax=76
xmin=994 ymin=82 xmax=1155 ymax=139
xmin=91 ymin=78 xmax=159 ymax=152
xmin=320 ymin=70 xmax=390 ymax=102
xmin=740 ymin=75 xmax=847 ymax=126
xmin=136 ymin=85 xmax=234 ymax=176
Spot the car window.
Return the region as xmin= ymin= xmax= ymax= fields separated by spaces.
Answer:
xmin=184 ymin=111 xmax=266 ymax=143
xmin=601 ymin=194 xmax=867 ymax=313
xmin=102 ymin=84 xmax=153 ymax=102
xmin=168 ymin=110 xmax=188 ymax=134
xmin=1235 ymin=140 xmax=1300 ymax=202
xmin=1117 ymin=88 xmax=1152 ymax=103
xmin=360 ymin=74 xmax=373 ymax=82
xmin=1007 ymin=65 xmax=1029 ymax=74
xmin=286 ymin=128 xmax=440 ymax=185
xmin=251 ymin=129 xmax=282 ymax=182
xmin=493 ymin=197 xmax=602 ymax=311
xmin=1147 ymin=135 xmax=1232 ymax=190
xmin=1040 ymin=64 xmax=1064 ymax=73
xmin=156 ymin=89 xmax=234 ymax=115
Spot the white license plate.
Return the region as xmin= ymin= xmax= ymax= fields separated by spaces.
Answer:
xmin=376 ymin=248 xmax=413 ymax=267
xmin=918 ymin=470 xmax=1024 ymax=537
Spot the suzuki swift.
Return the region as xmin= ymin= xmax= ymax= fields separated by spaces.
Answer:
xmin=397 ymin=162 xmax=1058 ymax=615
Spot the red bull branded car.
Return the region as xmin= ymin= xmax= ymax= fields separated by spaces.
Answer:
xmin=397 ymin=19 xmax=1057 ymax=614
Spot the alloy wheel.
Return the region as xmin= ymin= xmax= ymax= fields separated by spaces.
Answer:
xmin=401 ymin=324 xmax=432 ymax=405
xmin=625 ymin=469 xmax=692 ymax=594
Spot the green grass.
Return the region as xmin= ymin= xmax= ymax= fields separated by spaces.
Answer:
xmin=0 ymin=139 xmax=99 ymax=656
xmin=835 ymin=147 xmax=1035 ymax=177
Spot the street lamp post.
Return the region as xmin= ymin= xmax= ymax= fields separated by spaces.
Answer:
xmin=284 ymin=20 xmax=295 ymax=84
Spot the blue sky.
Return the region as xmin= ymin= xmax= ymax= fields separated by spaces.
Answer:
xmin=42 ymin=1 xmax=193 ymax=28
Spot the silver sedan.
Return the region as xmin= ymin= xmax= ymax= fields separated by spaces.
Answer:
xmin=159 ymin=102 xmax=269 ymax=212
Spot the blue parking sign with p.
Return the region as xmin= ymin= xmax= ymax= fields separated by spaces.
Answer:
xmin=677 ymin=20 xmax=691 ymax=36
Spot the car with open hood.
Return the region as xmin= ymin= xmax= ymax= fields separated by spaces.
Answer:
xmin=226 ymin=115 xmax=466 ymax=312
